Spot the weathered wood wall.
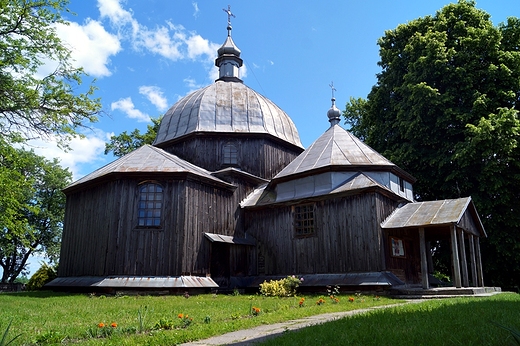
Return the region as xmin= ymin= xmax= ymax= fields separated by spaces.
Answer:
xmin=384 ymin=229 xmax=421 ymax=284
xmin=244 ymin=192 xmax=399 ymax=275
xmin=59 ymin=174 xmax=260 ymax=278
xmin=161 ymin=135 xmax=302 ymax=179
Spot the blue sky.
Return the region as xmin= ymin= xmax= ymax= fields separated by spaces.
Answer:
xmin=20 ymin=0 xmax=519 ymax=275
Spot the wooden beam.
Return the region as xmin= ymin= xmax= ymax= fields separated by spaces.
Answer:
xmin=468 ymin=235 xmax=478 ymax=287
xmin=475 ymin=237 xmax=485 ymax=287
xmin=450 ymin=225 xmax=462 ymax=288
xmin=419 ymin=227 xmax=429 ymax=289
xmin=458 ymin=229 xmax=469 ymax=287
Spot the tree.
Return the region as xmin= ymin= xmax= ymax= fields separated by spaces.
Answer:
xmin=343 ymin=0 xmax=520 ymax=288
xmin=105 ymin=116 xmax=162 ymax=157
xmin=0 ymin=0 xmax=101 ymax=145
xmin=0 ymin=139 xmax=71 ymax=283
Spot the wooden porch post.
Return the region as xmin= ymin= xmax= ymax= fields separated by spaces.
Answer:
xmin=468 ymin=235 xmax=478 ymax=287
xmin=458 ymin=229 xmax=469 ymax=287
xmin=426 ymin=241 xmax=434 ymax=274
xmin=419 ymin=227 xmax=429 ymax=289
xmin=450 ymin=225 xmax=462 ymax=288
xmin=475 ymin=237 xmax=485 ymax=287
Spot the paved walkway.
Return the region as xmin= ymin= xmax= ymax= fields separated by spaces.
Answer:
xmin=179 ymin=302 xmax=419 ymax=346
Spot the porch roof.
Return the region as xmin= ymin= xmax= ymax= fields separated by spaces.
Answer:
xmin=381 ymin=197 xmax=486 ymax=237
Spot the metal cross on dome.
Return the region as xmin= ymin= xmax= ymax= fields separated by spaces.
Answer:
xmin=329 ymin=81 xmax=336 ymax=99
xmin=223 ymin=5 xmax=235 ymax=26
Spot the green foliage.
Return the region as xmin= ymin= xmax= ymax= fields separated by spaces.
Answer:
xmin=0 ymin=320 xmax=21 ymax=346
xmin=259 ymin=276 xmax=303 ymax=297
xmin=0 ymin=139 xmax=71 ymax=283
xmin=105 ymin=116 xmax=162 ymax=157
xmin=0 ymin=0 xmax=101 ymax=146
xmin=26 ymin=262 xmax=57 ymax=290
xmin=343 ymin=0 xmax=520 ymax=288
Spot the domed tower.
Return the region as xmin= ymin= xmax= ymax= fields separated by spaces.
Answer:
xmin=153 ymin=9 xmax=303 ymax=179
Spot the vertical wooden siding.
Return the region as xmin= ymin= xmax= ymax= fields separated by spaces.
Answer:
xmin=244 ymin=192 xmax=399 ymax=275
xmin=59 ymin=173 xmax=260 ymax=278
xmin=163 ymin=136 xmax=302 ymax=179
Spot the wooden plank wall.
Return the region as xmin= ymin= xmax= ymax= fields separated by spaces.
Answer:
xmin=244 ymin=192 xmax=399 ymax=276
xmin=59 ymin=170 xmax=261 ymax=279
xmin=162 ymin=136 xmax=302 ymax=179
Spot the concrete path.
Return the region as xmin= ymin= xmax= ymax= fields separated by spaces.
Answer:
xmin=179 ymin=302 xmax=418 ymax=346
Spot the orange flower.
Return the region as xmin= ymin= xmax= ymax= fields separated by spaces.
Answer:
xmin=98 ymin=322 xmax=105 ymax=328
xmin=111 ymin=322 xmax=117 ymax=328
xmin=178 ymin=313 xmax=184 ymax=319
xmin=349 ymin=297 xmax=354 ymax=302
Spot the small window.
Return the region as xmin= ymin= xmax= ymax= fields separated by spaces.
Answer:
xmin=222 ymin=142 xmax=238 ymax=165
xmin=294 ymin=204 xmax=315 ymax=237
xmin=399 ymin=177 xmax=405 ymax=192
xmin=137 ymin=183 xmax=163 ymax=228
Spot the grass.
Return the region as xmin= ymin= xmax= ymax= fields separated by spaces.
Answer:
xmin=0 ymin=290 xmax=398 ymax=345
xmin=2 ymin=291 xmax=518 ymax=345
xmin=259 ymin=292 xmax=520 ymax=346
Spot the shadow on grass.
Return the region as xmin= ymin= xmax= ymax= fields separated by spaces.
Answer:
xmin=0 ymin=290 xmax=83 ymax=298
xmin=259 ymin=294 xmax=520 ymax=346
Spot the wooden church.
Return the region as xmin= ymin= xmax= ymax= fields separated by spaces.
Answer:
xmin=48 ymin=12 xmax=487 ymax=293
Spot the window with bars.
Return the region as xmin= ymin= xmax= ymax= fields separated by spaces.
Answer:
xmin=222 ymin=142 xmax=238 ymax=165
xmin=294 ymin=204 xmax=315 ymax=237
xmin=137 ymin=183 xmax=163 ymax=228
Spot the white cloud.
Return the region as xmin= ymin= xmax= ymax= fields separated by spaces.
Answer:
xmin=139 ymin=86 xmax=168 ymax=111
xmin=98 ymin=0 xmax=134 ymax=27
xmin=26 ymin=130 xmax=111 ymax=180
xmin=111 ymin=97 xmax=151 ymax=122
xmin=55 ymin=19 xmax=121 ymax=77
xmin=192 ymin=2 xmax=199 ymax=18
xmin=97 ymin=0 xmax=218 ymax=63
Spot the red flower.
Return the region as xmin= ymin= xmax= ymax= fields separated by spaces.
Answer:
xmin=98 ymin=322 xmax=105 ymax=328
xmin=178 ymin=313 xmax=184 ymax=319
xmin=111 ymin=322 xmax=117 ymax=328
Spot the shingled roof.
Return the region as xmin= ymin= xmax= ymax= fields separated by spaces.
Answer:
xmin=64 ymin=145 xmax=233 ymax=193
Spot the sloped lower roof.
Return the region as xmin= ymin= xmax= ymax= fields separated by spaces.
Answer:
xmin=381 ymin=197 xmax=486 ymax=237
xmin=274 ymin=124 xmax=414 ymax=181
xmin=65 ymin=145 xmax=233 ymax=192
xmin=241 ymin=172 xmax=400 ymax=207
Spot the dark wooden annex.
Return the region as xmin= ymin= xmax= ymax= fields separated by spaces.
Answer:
xmin=382 ymin=197 xmax=486 ymax=288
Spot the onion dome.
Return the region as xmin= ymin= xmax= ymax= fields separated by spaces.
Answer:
xmin=153 ymin=6 xmax=303 ymax=149
xmin=327 ymin=82 xmax=341 ymax=126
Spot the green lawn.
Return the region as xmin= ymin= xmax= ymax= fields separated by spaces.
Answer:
xmin=1 ymin=291 xmax=518 ymax=345
xmin=259 ymin=292 xmax=520 ymax=346
xmin=0 ymin=291 xmax=398 ymax=345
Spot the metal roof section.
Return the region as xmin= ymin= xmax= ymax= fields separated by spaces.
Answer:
xmin=381 ymin=197 xmax=486 ymax=236
xmin=240 ymin=184 xmax=269 ymax=207
xmin=154 ymin=14 xmax=302 ymax=149
xmin=204 ymin=232 xmax=256 ymax=246
xmin=274 ymin=124 xmax=413 ymax=181
xmin=241 ymin=172 xmax=405 ymax=207
xmin=45 ymin=276 xmax=218 ymax=289
xmin=153 ymin=81 xmax=303 ymax=149
xmin=65 ymin=145 xmax=233 ymax=192
xmin=330 ymin=172 xmax=391 ymax=194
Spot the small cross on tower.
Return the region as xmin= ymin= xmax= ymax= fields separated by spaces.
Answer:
xmin=223 ymin=5 xmax=235 ymax=26
xmin=329 ymin=81 xmax=336 ymax=100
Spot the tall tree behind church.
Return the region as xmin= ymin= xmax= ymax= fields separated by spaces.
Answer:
xmin=343 ymin=0 xmax=520 ymax=288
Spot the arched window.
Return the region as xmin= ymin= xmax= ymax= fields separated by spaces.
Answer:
xmin=222 ymin=142 xmax=238 ymax=166
xmin=137 ymin=182 xmax=163 ymax=227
